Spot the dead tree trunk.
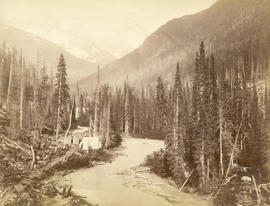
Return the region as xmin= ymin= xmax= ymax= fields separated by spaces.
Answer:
xmin=19 ymin=58 xmax=24 ymax=130
xmin=30 ymin=145 xmax=36 ymax=170
xmin=219 ymin=107 xmax=224 ymax=177
xmin=225 ymin=120 xmax=242 ymax=178
xmin=180 ymin=169 xmax=194 ymax=192
xmin=93 ymin=66 xmax=100 ymax=136
xmin=64 ymin=98 xmax=75 ymax=140
xmin=56 ymin=69 xmax=62 ymax=139
xmin=201 ymin=140 xmax=206 ymax=185
xmin=6 ymin=54 xmax=13 ymax=106
xmin=105 ymin=97 xmax=111 ymax=148
xmin=125 ymin=90 xmax=129 ymax=137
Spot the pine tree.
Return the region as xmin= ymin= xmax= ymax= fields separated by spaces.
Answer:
xmin=93 ymin=66 xmax=101 ymax=136
xmin=124 ymin=81 xmax=133 ymax=136
xmin=170 ymin=62 xmax=188 ymax=185
xmin=207 ymin=55 xmax=219 ymax=178
xmin=36 ymin=64 xmax=50 ymax=135
xmin=155 ymin=77 xmax=167 ymax=139
xmin=54 ymin=54 xmax=70 ymax=138
xmin=248 ymin=84 xmax=263 ymax=167
xmin=19 ymin=51 xmax=24 ymax=130
xmin=191 ymin=42 xmax=208 ymax=188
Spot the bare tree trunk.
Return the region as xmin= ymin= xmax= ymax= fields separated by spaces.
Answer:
xmin=225 ymin=120 xmax=242 ymax=178
xmin=89 ymin=114 xmax=92 ymax=137
xmin=30 ymin=145 xmax=36 ymax=170
xmin=201 ymin=140 xmax=206 ymax=185
xmin=219 ymin=107 xmax=224 ymax=177
xmin=252 ymin=176 xmax=261 ymax=205
xmin=19 ymin=58 xmax=24 ymax=130
xmin=0 ymin=58 xmax=4 ymax=106
xmin=133 ymin=106 xmax=136 ymax=134
xmin=175 ymin=91 xmax=179 ymax=143
xmin=105 ymin=97 xmax=111 ymax=148
xmin=207 ymin=158 xmax=210 ymax=181
xmin=125 ymin=91 xmax=129 ymax=137
xmin=6 ymin=54 xmax=13 ymax=106
xmin=93 ymin=90 xmax=99 ymax=136
xmin=180 ymin=169 xmax=194 ymax=192
xmin=56 ymin=70 xmax=62 ymax=139
xmin=64 ymin=98 xmax=75 ymax=140
xmin=93 ymin=66 xmax=100 ymax=136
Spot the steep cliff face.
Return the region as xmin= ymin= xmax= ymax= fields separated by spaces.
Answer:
xmin=79 ymin=0 xmax=270 ymax=89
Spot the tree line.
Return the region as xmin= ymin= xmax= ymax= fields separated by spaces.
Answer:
xmin=1 ymin=40 xmax=270 ymax=189
xmin=144 ymin=42 xmax=270 ymax=191
xmin=75 ymin=40 xmax=270 ymax=192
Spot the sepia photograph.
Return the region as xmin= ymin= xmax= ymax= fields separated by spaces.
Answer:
xmin=0 ymin=0 xmax=270 ymax=205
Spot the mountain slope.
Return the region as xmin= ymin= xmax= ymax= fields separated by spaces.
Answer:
xmin=79 ymin=0 xmax=270 ymax=89
xmin=0 ymin=23 xmax=97 ymax=81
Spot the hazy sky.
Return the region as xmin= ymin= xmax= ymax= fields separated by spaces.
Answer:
xmin=0 ymin=0 xmax=217 ymax=59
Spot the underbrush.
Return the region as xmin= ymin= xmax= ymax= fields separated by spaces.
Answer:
xmin=144 ymin=149 xmax=270 ymax=206
xmin=214 ymin=177 xmax=256 ymax=206
xmin=53 ymin=148 xmax=112 ymax=171
xmin=143 ymin=149 xmax=171 ymax=177
xmin=107 ymin=133 xmax=122 ymax=149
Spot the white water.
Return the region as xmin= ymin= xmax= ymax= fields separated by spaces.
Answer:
xmin=68 ymin=137 xmax=213 ymax=206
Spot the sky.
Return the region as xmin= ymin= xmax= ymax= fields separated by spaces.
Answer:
xmin=0 ymin=0 xmax=217 ymax=59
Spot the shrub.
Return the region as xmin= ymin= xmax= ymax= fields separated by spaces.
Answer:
xmin=108 ymin=133 xmax=122 ymax=149
xmin=213 ymin=176 xmax=256 ymax=206
xmin=144 ymin=149 xmax=170 ymax=177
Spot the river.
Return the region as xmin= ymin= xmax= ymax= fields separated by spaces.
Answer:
xmin=68 ymin=137 xmax=213 ymax=206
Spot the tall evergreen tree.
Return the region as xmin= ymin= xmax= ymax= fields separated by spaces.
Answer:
xmin=170 ymin=62 xmax=188 ymax=185
xmin=155 ymin=77 xmax=167 ymax=139
xmin=191 ymin=42 xmax=208 ymax=188
xmin=54 ymin=54 xmax=70 ymax=138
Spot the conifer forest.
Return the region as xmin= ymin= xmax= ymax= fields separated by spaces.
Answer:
xmin=1 ymin=0 xmax=270 ymax=205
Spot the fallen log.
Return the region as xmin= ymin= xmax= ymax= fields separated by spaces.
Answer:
xmin=0 ymin=134 xmax=31 ymax=156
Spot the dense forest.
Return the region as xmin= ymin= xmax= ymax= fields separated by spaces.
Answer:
xmin=1 ymin=38 xmax=270 ymax=205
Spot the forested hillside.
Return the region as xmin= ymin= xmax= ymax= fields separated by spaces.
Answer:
xmin=1 ymin=0 xmax=270 ymax=205
xmin=79 ymin=0 xmax=270 ymax=90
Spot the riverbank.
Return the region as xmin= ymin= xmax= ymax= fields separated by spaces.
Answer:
xmin=0 ymin=140 xmax=113 ymax=206
xmin=68 ymin=137 xmax=213 ymax=206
